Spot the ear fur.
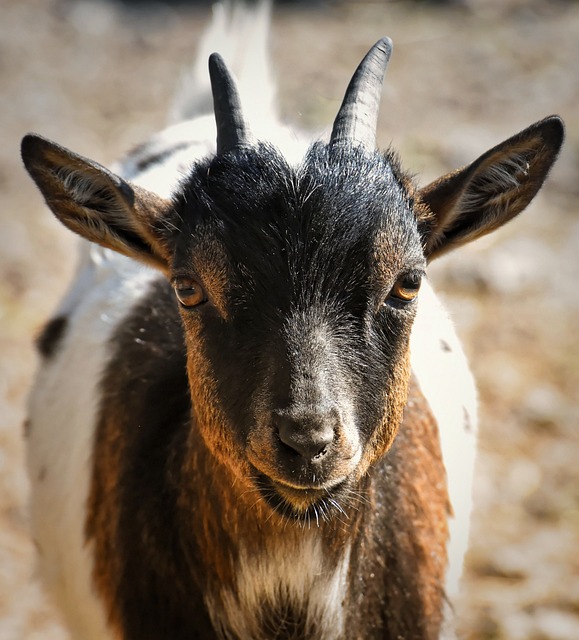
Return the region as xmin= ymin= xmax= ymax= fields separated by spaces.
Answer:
xmin=419 ymin=116 xmax=564 ymax=261
xmin=21 ymin=134 xmax=175 ymax=272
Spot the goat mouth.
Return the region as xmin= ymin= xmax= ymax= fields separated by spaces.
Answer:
xmin=254 ymin=473 xmax=350 ymax=524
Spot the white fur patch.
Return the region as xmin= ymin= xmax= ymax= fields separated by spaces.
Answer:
xmin=211 ymin=537 xmax=350 ymax=640
xmin=410 ymin=279 xmax=478 ymax=601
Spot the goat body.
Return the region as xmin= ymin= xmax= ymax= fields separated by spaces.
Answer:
xmin=22 ymin=3 xmax=563 ymax=639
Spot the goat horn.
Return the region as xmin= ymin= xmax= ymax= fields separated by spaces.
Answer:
xmin=329 ymin=37 xmax=393 ymax=151
xmin=209 ymin=53 xmax=250 ymax=153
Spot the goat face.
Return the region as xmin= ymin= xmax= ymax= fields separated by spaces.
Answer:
xmin=21 ymin=40 xmax=563 ymax=522
xmin=172 ymin=142 xmax=426 ymax=517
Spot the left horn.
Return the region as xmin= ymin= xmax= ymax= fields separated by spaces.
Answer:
xmin=329 ymin=37 xmax=392 ymax=151
xmin=209 ymin=53 xmax=250 ymax=154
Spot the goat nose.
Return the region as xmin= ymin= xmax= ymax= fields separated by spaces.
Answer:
xmin=275 ymin=414 xmax=335 ymax=461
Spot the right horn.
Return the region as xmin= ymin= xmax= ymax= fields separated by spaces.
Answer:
xmin=329 ymin=37 xmax=393 ymax=152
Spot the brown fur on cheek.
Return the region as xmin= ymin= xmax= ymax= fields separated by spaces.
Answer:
xmin=356 ymin=347 xmax=412 ymax=479
xmin=181 ymin=318 xmax=252 ymax=481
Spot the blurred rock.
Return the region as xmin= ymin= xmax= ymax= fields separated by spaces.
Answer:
xmin=532 ymin=607 xmax=579 ymax=640
xmin=520 ymin=385 xmax=569 ymax=434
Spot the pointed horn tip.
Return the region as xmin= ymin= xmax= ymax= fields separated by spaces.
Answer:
xmin=369 ymin=36 xmax=393 ymax=63
xmin=208 ymin=52 xmax=226 ymax=75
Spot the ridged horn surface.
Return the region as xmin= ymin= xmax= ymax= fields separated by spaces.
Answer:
xmin=208 ymin=53 xmax=250 ymax=153
xmin=329 ymin=37 xmax=393 ymax=151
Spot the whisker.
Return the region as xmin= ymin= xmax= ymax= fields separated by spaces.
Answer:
xmin=327 ymin=497 xmax=349 ymax=520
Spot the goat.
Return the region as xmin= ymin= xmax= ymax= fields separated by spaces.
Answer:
xmin=21 ymin=2 xmax=564 ymax=639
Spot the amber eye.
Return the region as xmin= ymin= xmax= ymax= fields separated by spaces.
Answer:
xmin=387 ymin=272 xmax=422 ymax=306
xmin=173 ymin=279 xmax=207 ymax=309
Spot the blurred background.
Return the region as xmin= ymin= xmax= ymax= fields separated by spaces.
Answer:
xmin=0 ymin=0 xmax=578 ymax=638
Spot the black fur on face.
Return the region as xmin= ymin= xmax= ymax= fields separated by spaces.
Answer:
xmin=171 ymin=141 xmax=426 ymax=520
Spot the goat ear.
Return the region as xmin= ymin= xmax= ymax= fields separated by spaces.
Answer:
xmin=419 ymin=116 xmax=564 ymax=261
xmin=21 ymin=134 xmax=174 ymax=272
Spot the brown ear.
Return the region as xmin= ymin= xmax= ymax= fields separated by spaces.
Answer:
xmin=21 ymin=134 xmax=175 ymax=272
xmin=419 ymin=116 xmax=564 ymax=261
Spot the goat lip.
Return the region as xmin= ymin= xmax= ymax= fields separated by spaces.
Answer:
xmin=253 ymin=471 xmax=350 ymax=519
xmin=271 ymin=476 xmax=345 ymax=493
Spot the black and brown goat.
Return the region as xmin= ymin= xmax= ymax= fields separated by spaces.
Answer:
xmin=22 ymin=3 xmax=563 ymax=639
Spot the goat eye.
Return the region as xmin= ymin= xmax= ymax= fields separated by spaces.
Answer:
xmin=386 ymin=273 xmax=422 ymax=305
xmin=173 ymin=279 xmax=207 ymax=308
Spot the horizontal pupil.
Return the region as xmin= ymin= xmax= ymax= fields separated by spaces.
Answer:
xmin=401 ymin=276 xmax=420 ymax=289
xmin=388 ymin=275 xmax=421 ymax=305
xmin=176 ymin=285 xmax=205 ymax=307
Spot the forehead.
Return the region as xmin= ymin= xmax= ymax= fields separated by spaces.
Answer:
xmin=173 ymin=143 xmax=424 ymax=295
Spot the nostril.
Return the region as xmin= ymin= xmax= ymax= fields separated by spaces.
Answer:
xmin=312 ymin=444 xmax=328 ymax=461
xmin=276 ymin=415 xmax=334 ymax=461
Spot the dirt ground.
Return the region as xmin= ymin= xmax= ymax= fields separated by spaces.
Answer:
xmin=0 ymin=0 xmax=578 ymax=638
